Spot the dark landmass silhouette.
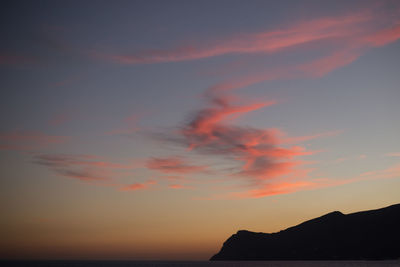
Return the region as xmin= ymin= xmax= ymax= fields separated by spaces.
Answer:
xmin=210 ymin=203 xmax=400 ymax=261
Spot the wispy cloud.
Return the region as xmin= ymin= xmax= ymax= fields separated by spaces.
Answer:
xmin=180 ymin=92 xmax=322 ymax=182
xmin=359 ymin=163 xmax=400 ymax=179
xmin=384 ymin=152 xmax=400 ymax=157
xmin=154 ymin=89 xmax=339 ymax=197
xmin=223 ymin=160 xmax=400 ymax=199
xmin=279 ymin=130 xmax=342 ymax=145
xmin=364 ymin=24 xmax=400 ymax=47
xmin=119 ymin=180 xmax=157 ymax=191
xmin=168 ymin=184 xmax=192 ymax=189
xmin=0 ymin=131 xmax=69 ymax=151
xmin=33 ymin=153 xmax=162 ymax=192
xmin=48 ymin=113 xmax=73 ymax=127
xmin=147 ymin=157 xmax=206 ymax=174
xmin=98 ymin=11 xmax=372 ymax=64
xmin=0 ymin=53 xmax=35 ymax=66
xmin=236 ymin=180 xmax=316 ymax=198
xmin=91 ymin=5 xmax=400 ymax=107
xmin=33 ymin=153 xmax=136 ymax=181
xmin=96 ymin=5 xmax=400 ymax=66
xmin=105 ymin=114 xmax=141 ymax=136
xmin=334 ymin=154 xmax=368 ymax=164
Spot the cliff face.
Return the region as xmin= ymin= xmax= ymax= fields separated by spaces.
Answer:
xmin=210 ymin=203 xmax=400 ymax=261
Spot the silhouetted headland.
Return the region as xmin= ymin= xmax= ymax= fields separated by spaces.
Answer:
xmin=210 ymin=203 xmax=400 ymax=261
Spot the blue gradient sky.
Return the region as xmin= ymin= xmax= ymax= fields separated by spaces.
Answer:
xmin=1 ymin=0 xmax=400 ymax=260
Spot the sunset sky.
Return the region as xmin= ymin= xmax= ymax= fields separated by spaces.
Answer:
xmin=1 ymin=0 xmax=400 ymax=260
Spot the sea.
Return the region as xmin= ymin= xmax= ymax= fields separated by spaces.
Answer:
xmin=1 ymin=261 xmax=399 ymax=267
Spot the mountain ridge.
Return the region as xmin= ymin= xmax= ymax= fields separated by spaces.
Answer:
xmin=210 ymin=203 xmax=400 ymax=261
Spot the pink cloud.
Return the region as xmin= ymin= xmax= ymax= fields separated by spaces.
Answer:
xmin=152 ymin=87 xmax=396 ymax=198
xmin=96 ymin=5 xmax=400 ymax=67
xmin=146 ymin=157 xmax=206 ymax=174
xmin=0 ymin=131 xmax=69 ymax=151
xmin=91 ymin=5 xmax=400 ymax=101
xmin=177 ymin=91 xmax=324 ymax=183
xmin=98 ymin=9 xmax=374 ymax=64
xmin=100 ymin=4 xmax=400 ymax=198
xmin=182 ymin=94 xmax=276 ymax=150
xmin=364 ymin=24 xmax=400 ymax=47
xmin=297 ymin=48 xmax=363 ymax=77
xmin=149 ymin=89 xmax=338 ymax=199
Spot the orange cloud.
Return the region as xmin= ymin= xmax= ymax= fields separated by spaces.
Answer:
xmin=120 ymin=183 xmax=146 ymax=191
xmin=255 ymin=162 xmax=400 ymax=198
xmin=168 ymin=184 xmax=192 ymax=189
xmin=119 ymin=180 xmax=157 ymax=191
xmin=146 ymin=157 xmax=206 ymax=174
xmin=246 ymin=180 xmax=316 ymax=198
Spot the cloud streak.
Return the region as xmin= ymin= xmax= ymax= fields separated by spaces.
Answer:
xmin=0 ymin=53 xmax=35 ymax=66
xmin=0 ymin=131 xmax=69 ymax=151
xmin=33 ymin=153 xmax=161 ymax=192
xmin=33 ymin=153 xmax=136 ymax=181
xmin=105 ymin=114 xmax=141 ymax=136
xmin=93 ymin=5 xmax=400 ymax=104
xmin=119 ymin=180 xmax=157 ymax=191
xmin=98 ymin=5 xmax=400 ymax=66
xmin=100 ymin=11 xmax=371 ymax=64
xmin=147 ymin=157 xmax=206 ymax=174
xmin=384 ymin=152 xmax=400 ymax=157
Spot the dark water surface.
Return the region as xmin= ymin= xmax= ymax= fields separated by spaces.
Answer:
xmin=1 ymin=261 xmax=399 ymax=267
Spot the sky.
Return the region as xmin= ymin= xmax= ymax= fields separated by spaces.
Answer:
xmin=1 ymin=0 xmax=400 ymax=261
